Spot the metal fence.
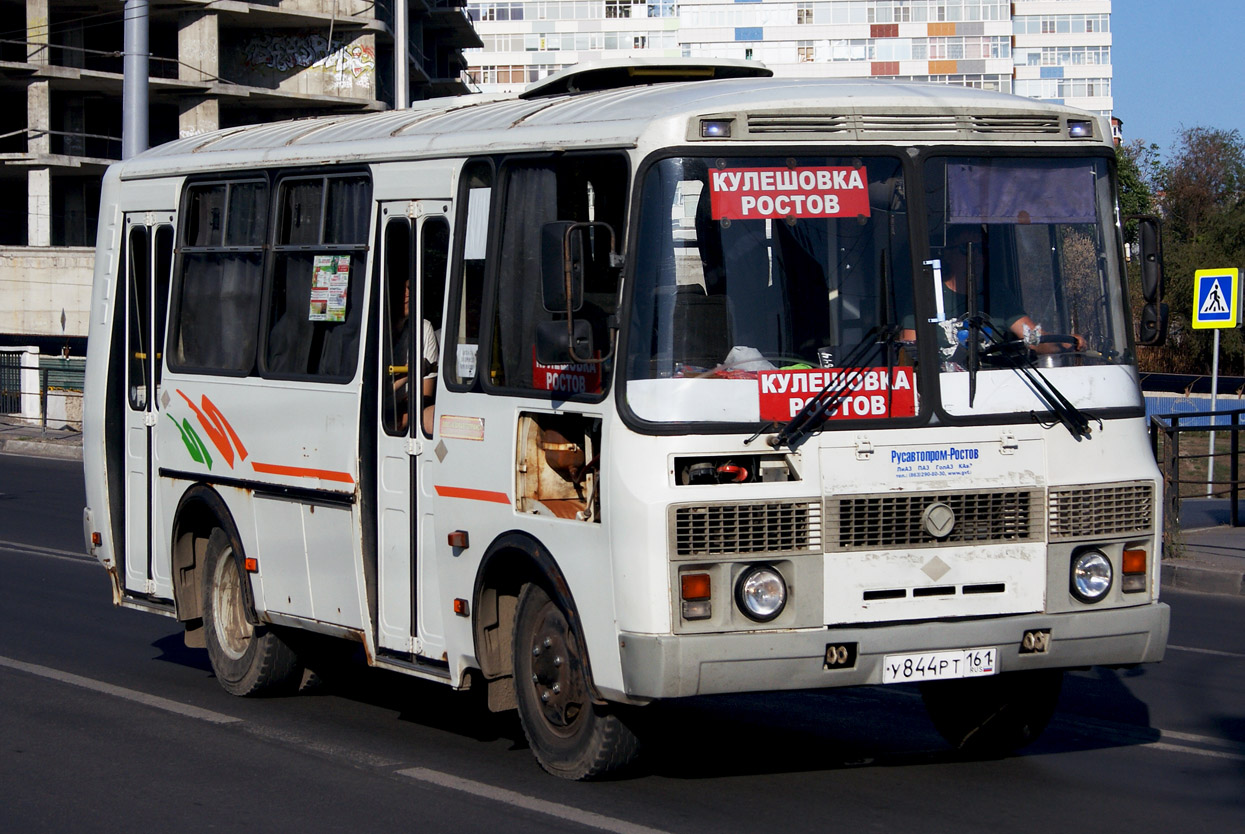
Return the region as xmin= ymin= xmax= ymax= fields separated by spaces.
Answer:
xmin=1150 ymin=407 xmax=1245 ymax=531
xmin=0 ymin=351 xmax=85 ymax=432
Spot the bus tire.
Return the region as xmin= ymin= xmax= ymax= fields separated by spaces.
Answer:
xmin=920 ymin=668 xmax=1063 ymax=756
xmin=202 ymin=528 xmax=302 ymax=697
xmin=512 ymin=581 xmax=639 ymax=780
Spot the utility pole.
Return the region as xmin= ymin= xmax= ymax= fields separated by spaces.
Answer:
xmin=395 ymin=0 xmax=409 ymax=109
xmin=122 ymin=0 xmax=149 ymax=159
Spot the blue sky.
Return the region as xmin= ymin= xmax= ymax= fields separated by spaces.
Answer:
xmin=1111 ymin=0 xmax=1245 ymax=157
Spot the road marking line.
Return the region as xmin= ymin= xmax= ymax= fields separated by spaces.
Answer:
xmin=0 ymin=655 xmax=240 ymax=725
xmin=397 ymin=767 xmax=675 ymax=834
xmin=1168 ymin=644 xmax=1245 ymax=659
xmin=1159 ymin=728 xmax=1245 ymax=751
xmin=0 ymin=539 xmax=94 ymax=564
xmin=1143 ymin=742 xmax=1245 ymax=762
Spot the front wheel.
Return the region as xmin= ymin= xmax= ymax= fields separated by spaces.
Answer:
xmin=920 ymin=669 xmax=1063 ymax=756
xmin=202 ymin=528 xmax=302 ymax=697
xmin=513 ymin=582 xmax=639 ymax=780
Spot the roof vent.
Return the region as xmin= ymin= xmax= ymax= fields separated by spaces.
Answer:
xmin=520 ymin=58 xmax=772 ymax=99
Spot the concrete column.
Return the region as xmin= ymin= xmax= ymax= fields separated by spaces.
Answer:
xmin=178 ymin=11 xmax=220 ymax=137
xmin=28 ymin=167 xmax=51 ymax=247
xmin=26 ymin=0 xmax=49 ymax=65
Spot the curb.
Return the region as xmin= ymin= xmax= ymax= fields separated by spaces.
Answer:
xmin=0 ymin=438 xmax=83 ymax=461
xmin=1160 ymin=561 xmax=1245 ymax=596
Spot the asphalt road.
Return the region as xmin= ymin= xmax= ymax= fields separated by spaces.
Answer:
xmin=1 ymin=452 xmax=1243 ymax=833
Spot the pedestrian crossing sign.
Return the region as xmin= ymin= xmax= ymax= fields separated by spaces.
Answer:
xmin=1192 ymin=268 xmax=1240 ymax=329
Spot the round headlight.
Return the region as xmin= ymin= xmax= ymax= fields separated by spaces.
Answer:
xmin=1071 ymin=549 xmax=1112 ymax=602
xmin=735 ymin=565 xmax=787 ymax=622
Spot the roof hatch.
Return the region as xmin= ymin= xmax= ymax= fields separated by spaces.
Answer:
xmin=519 ymin=57 xmax=772 ymax=99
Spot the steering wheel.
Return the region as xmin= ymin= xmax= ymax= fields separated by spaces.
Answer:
xmin=1037 ymin=334 xmax=1083 ymax=351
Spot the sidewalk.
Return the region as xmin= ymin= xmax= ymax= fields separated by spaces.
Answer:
xmin=0 ymin=417 xmax=83 ymax=461
xmin=1165 ymin=498 xmax=1245 ymax=596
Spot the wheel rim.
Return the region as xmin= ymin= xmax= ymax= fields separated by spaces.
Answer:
xmin=212 ymin=547 xmax=253 ymax=661
xmin=526 ymin=598 xmax=589 ymax=737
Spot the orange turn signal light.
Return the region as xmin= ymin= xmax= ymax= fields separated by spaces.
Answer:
xmin=1122 ymin=550 xmax=1146 ymax=575
xmin=681 ymin=572 xmax=712 ymax=601
xmin=448 ymin=530 xmax=469 ymax=549
xmin=244 ymin=557 xmax=259 ymax=573
xmin=453 ymin=598 xmax=469 ymax=617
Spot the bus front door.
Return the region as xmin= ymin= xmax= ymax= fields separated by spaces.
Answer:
xmin=375 ymin=201 xmax=450 ymax=659
xmin=121 ymin=215 xmax=174 ymax=599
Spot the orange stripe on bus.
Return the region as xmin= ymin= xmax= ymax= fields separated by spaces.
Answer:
xmin=435 ymin=485 xmax=511 ymax=504
xmin=251 ymin=461 xmax=355 ymax=484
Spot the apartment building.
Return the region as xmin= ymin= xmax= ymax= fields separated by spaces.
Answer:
xmin=0 ymin=0 xmax=478 ymax=347
xmin=465 ymin=0 xmax=1112 ymax=114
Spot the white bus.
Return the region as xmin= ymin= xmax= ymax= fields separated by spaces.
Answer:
xmin=83 ymin=59 xmax=1171 ymax=779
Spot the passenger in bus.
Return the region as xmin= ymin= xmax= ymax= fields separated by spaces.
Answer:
xmin=392 ymin=283 xmax=439 ymax=434
xmin=901 ymin=224 xmax=1085 ymax=369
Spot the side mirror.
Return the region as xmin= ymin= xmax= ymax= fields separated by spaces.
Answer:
xmin=1130 ymin=215 xmax=1164 ymax=303
xmin=535 ymin=319 xmax=593 ymax=365
xmin=1137 ymin=301 xmax=1169 ymax=347
xmin=541 ymin=221 xmax=584 ymax=313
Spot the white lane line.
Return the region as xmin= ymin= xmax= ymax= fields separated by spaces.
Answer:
xmin=1160 ymin=729 xmax=1245 ymax=751
xmin=397 ymin=767 xmax=675 ymax=834
xmin=0 ymin=539 xmax=95 ymax=564
xmin=0 ymin=655 xmax=240 ymax=725
xmin=1143 ymin=742 xmax=1245 ymax=762
xmin=1168 ymin=644 xmax=1245 ymax=659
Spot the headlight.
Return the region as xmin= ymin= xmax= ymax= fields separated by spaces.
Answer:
xmin=735 ymin=564 xmax=787 ymax=622
xmin=1071 ymin=549 xmax=1112 ymax=602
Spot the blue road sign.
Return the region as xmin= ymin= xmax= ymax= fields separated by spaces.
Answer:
xmin=1192 ymin=269 xmax=1239 ymax=329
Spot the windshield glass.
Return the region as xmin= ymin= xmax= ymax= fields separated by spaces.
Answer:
xmin=625 ymin=155 xmax=917 ymax=425
xmin=923 ymin=156 xmax=1139 ymax=415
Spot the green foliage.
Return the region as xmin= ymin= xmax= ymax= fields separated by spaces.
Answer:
xmin=1137 ymin=127 xmax=1245 ymax=374
xmin=1116 ymin=140 xmax=1157 ymax=242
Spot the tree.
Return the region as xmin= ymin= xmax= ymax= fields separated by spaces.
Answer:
xmin=1116 ymin=139 xmax=1158 ymax=241
xmin=1138 ymin=127 xmax=1245 ymax=375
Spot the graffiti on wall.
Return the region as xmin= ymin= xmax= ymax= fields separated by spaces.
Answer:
xmin=243 ymin=33 xmax=374 ymax=88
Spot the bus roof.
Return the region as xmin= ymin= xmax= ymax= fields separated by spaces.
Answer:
xmin=119 ymin=74 xmax=1108 ymax=179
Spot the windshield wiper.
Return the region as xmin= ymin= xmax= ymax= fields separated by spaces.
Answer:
xmin=763 ymin=325 xmax=891 ymax=449
xmin=976 ymin=327 xmax=1094 ymax=439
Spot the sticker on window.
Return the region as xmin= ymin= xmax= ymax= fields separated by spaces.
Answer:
xmin=709 ymin=167 xmax=871 ymax=220
xmin=757 ymin=367 xmax=915 ymax=421
xmin=532 ymin=349 xmax=602 ymax=395
xmin=309 ymin=255 xmax=350 ymax=322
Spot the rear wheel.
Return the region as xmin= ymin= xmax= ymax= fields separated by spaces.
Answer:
xmin=512 ymin=582 xmax=639 ymax=780
xmin=202 ymin=528 xmax=302 ymax=696
xmin=920 ymin=669 xmax=1063 ymax=756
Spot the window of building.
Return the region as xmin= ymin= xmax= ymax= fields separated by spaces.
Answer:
xmin=797 ymin=41 xmax=815 ymax=62
xmin=797 ymin=2 xmax=813 ymax=25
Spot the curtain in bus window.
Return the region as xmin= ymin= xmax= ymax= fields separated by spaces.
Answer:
xmin=948 ymin=160 xmax=1095 ymax=224
xmin=176 ymin=252 xmax=262 ymax=372
xmin=495 ymin=165 xmax=557 ymax=388
xmin=324 ymin=178 xmax=370 ymax=244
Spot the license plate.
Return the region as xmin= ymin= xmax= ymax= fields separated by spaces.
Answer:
xmin=881 ymin=647 xmax=998 ymax=684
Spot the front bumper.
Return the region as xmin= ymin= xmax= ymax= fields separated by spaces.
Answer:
xmin=617 ymin=602 xmax=1169 ymax=700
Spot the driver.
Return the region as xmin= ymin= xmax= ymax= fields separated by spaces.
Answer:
xmin=901 ymin=224 xmax=1085 ymax=367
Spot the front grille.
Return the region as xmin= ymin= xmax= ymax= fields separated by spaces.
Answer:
xmin=1049 ymin=482 xmax=1155 ymax=541
xmin=672 ymin=501 xmax=822 ymax=558
xmin=827 ymin=490 xmax=1040 ymax=551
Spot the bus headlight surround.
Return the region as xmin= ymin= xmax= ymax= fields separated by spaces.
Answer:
xmin=735 ymin=564 xmax=787 ymax=622
xmin=1071 ymin=549 xmax=1113 ymax=602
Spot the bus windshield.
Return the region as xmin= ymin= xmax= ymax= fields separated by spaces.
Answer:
xmin=624 ymin=153 xmax=1137 ymax=426
xmin=625 ymin=154 xmax=914 ymax=425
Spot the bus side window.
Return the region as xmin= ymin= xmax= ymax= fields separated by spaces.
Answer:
xmin=264 ymin=174 xmax=371 ymax=380
xmin=447 ymin=161 xmax=492 ymax=386
xmin=169 ymin=180 xmax=267 ymax=375
xmin=491 ymin=153 xmax=626 ymax=391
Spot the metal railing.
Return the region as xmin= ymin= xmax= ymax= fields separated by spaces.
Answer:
xmin=0 ymin=353 xmax=84 ymax=434
xmin=1150 ymin=407 xmax=1245 ymax=530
